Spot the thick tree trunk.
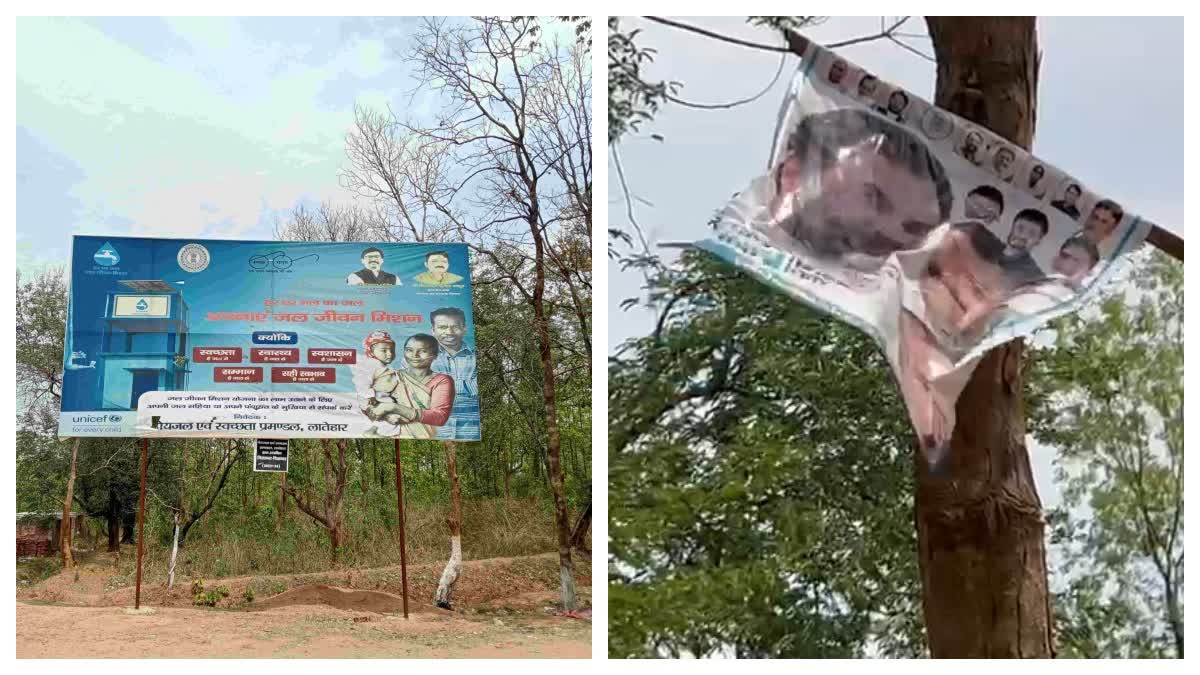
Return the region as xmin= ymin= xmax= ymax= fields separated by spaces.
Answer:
xmin=435 ymin=440 xmax=463 ymax=609
xmin=329 ymin=523 xmax=342 ymax=566
xmin=918 ymin=17 xmax=1053 ymax=658
xmin=59 ymin=438 xmax=80 ymax=568
xmin=533 ymin=285 xmax=577 ymax=611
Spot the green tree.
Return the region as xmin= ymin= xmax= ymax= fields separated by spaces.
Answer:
xmin=609 ymin=253 xmax=924 ymax=657
xmin=1028 ymin=251 xmax=1184 ymax=658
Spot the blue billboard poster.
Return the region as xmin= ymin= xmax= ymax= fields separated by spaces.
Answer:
xmin=60 ymin=236 xmax=480 ymax=441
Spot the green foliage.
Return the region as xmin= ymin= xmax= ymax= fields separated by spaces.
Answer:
xmin=190 ymin=580 xmax=229 ymax=607
xmin=16 ymin=269 xmax=68 ymax=418
xmin=1028 ymin=251 xmax=1184 ymax=659
xmin=609 ymin=251 xmax=923 ymax=658
xmin=243 ymin=586 xmax=255 ymax=603
xmin=746 ymin=16 xmax=825 ymax=33
xmin=607 ymin=17 xmax=677 ymax=144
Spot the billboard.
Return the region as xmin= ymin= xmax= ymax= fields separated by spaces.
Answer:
xmin=695 ymin=38 xmax=1150 ymax=466
xmin=60 ymin=236 xmax=480 ymax=441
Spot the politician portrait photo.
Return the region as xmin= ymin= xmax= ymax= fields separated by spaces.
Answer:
xmin=413 ymin=249 xmax=464 ymax=286
xmin=346 ymin=246 xmax=400 ymax=285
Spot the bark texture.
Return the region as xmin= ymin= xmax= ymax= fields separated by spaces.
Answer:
xmin=59 ymin=438 xmax=79 ymax=568
xmin=435 ymin=441 xmax=463 ymax=609
xmin=532 ymin=219 xmax=577 ymax=611
xmin=919 ymin=16 xmax=1053 ymax=658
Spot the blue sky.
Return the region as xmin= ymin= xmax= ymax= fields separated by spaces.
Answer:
xmin=607 ymin=17 xmax=1184 ymax=512
xmin=16 ymin=17 xmax=435 ymax=273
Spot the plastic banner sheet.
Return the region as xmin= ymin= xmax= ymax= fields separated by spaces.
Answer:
xmin=695 ymin=41 xmax=1150 ymax=465
xmin=60 ymin=236 xmax=480 ymax=441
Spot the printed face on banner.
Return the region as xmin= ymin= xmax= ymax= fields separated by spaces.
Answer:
xmin=766 ymin=109 xmax=950 ymax=273
xmin=59 ymin=237 xmax=480 ymax=442
xmin=700 ymin=42 xmax=1150 ymax=467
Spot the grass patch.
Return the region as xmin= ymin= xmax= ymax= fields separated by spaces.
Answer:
xmin=104 ymin=497 xmax=578 ymax=584
xmin=17 ymin=556 xmax=63 ymax=586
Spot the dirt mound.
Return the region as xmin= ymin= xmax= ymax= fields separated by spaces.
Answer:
xmin=250 ymin=584 xmax=409 ymax=614
xmin=18 ymin=552 xmax=592 ymax=616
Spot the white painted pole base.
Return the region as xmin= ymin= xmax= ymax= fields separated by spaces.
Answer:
xmin=167 ymin=513 xmax=180 ymax=589
xmin=560 ymin=564 xmax=577 ymax=610
xmin=434 ymin=535 xmax=462 ymax=609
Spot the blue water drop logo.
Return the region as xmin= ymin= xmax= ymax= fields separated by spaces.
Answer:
xmin=135 ymin=298 xmax=149 ymax=311
xmin=93 ymin=242 xmax=120 ymax=267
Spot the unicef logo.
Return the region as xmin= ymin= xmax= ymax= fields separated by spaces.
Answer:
xmin=178 ymin=243 xmax=211 ymax=273
xmin=93 ymin=242 xmax=120 ymax=267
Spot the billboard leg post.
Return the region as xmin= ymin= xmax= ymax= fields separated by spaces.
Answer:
xmin=135 ymin=437 xmax=149 ymax=610
xmin=394 ymin=438 xmax=409 ymax=619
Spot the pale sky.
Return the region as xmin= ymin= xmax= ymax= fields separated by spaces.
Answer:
xmin=15 ymin=18 xmax=428 ymax=272
xmin=608 ymin=17 xmax=1184 ymax=513
xmin=15 ymin=16 xmax=573 ymax=274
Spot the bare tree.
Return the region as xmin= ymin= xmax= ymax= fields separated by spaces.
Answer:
xmin=274 ymin=200 xmax=380 ymax=243
xmin=339 ymin=106 xmax=476 ymax=609
xmin=377 ymin=16 xmax=590 ymax=610
xmin=284 ymin=439 xmax=351 ymax=566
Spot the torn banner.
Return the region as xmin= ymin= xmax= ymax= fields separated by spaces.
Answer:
xmin=695 ymin=41 xmax=1150 ymax=466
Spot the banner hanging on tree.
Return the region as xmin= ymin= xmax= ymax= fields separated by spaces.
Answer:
xmin=695 ymin=39 xmax=1151 ymax=466
xmin=59 ymin=236 xmax=480 ymax=442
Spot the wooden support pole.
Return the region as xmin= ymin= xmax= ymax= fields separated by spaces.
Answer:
xmin=135 ymin=438 xmax=149 ymax=610
xmin=394 ymin=438 xmax=409 ymax=619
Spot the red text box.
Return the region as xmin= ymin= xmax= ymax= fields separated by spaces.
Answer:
xmin=193 ymin=347 xmax=243 ymax=363
xmin=307 ymin=348 xmax=357 ymax=364
xmin=251 ymin=348 xmax=300 ymax=363
xmin=271 ymin=367 xmax=337 ymax=384
xmin=213 ymin=367 xmax=263 ymax=383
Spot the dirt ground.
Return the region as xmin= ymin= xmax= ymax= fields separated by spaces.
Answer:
xmin=16 ymin=552 xmax=591 ymax=658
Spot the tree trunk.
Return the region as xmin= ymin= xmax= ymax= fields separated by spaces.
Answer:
xmin=435 ymin=440 xmax=463 ymax=610
xmin=121 ymin=509 xmax=135 ymax=545
xmin=918 ymin=17 xmax=1052 ymax=658
xmin=329 ymin=523 xmax=342 ymax=566
xmin=570 ymin=500 xmax=592 ymax=554
xmin=167 ymin=511 xmax=180 ymax=589
xmin=504 ymin=444 xmax=512 ymax=500
xmin=532 ymin=269 xmax=577 ymax=611
xmin=1166 ymin=583 xmax=1183 ymax=658
xmin=59 ymin=438 xmax=80 ymax=568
